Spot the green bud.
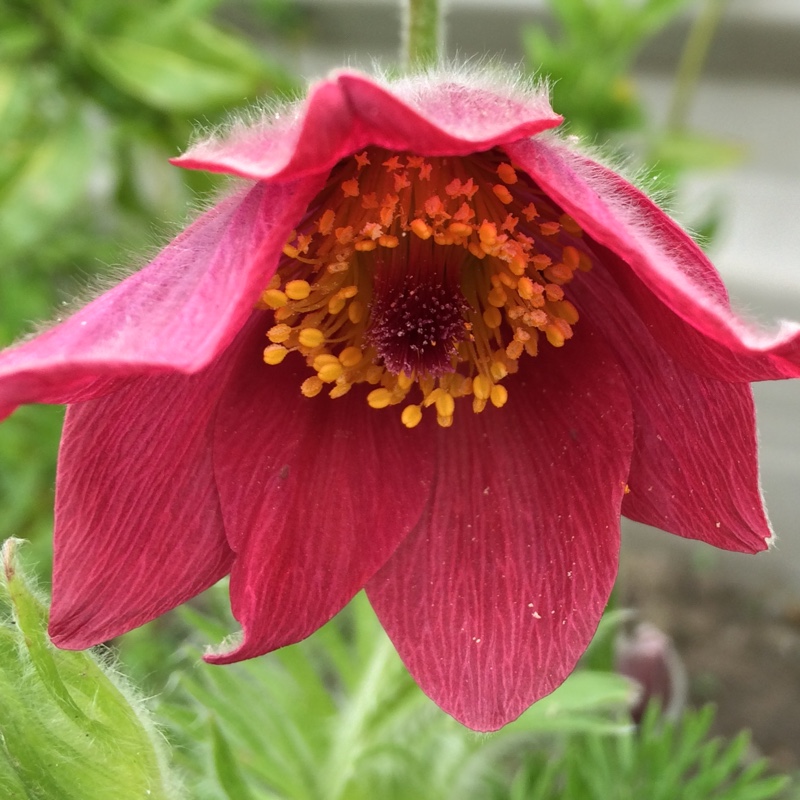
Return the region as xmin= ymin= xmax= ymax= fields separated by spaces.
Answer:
xmin=0 ymin=538 xmax=181 ymax=799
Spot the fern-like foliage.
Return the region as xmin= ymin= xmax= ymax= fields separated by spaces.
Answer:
xmin=160 ymin=590 xmax=632 ymax=800
xmin=157 ymin=590 xmax=795 ymax=800
xmin=507 ymin=704 xmax=793 ymax=800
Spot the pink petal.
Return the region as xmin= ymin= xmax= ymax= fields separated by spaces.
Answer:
xmin=367 ymin=329 xmax=634 ymax=731
xmin=568 ymin=259 xmax=772 ymax=552
xmin=0 ymin=177 xmax=324 ymax=422
xmin=622 ymin=378 xmax=770 ymax=552
xmin=47 ymin=325 xmax=256 ymax=648
xmin=204 ymin=315 xmax=436 ymax=663
xmin=173 ymin=70 xmax=562 ymax=182
xmin=507 ymin=138 xmax=800 ymax=381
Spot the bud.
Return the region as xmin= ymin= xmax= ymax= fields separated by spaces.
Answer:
xmin=615 ymin=621 xmax=688 ymax=723
xmin=0 ymin=538 xmax=181 ymax=799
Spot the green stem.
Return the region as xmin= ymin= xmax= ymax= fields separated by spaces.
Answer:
xmin=666 ymin=0 xmax=729 ymax=133
xmin=325 ymin=634 xmax=397 ymax=800
xmin=403 ymin=0 xmax=442 ymax=70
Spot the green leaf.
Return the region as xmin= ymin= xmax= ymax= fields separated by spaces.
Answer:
xmin=210 ymin=717 xmax=259 ymax=800
xmin=164 ymin=591 xmax=633 ymax=799
xmin=650 ymin=131 xmax=746 ymax=172
xmin=0 ymin=110 xmax=94 ymax=255
xmin=0 ymin=539 xmax=181 ymax=800
xmin=515 ymin=671 xmax=636 ymax=733
xmin=531 ymin=704 xmax=795 ymax=800
xmin=88 ymin=36 xmax=256 ymax=112
xmin=86 ymin=15 xmax=297 ymax=114
xmin=0 ymin=21 xmax=46 ymax=62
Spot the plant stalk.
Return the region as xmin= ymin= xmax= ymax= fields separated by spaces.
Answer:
xmin=403 ymin=0 xmax=442 ymax=70
xmin=666 ymin=0 xmax=730 ymax=132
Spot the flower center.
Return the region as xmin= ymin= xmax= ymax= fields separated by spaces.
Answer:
xmin=368 ymin=272 xmax=468 ymax=378
xmin=258 ymin=147 xmax=592 ymax=428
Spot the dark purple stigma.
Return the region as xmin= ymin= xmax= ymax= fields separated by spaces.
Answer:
xmin=368 ymin=275 xmax=468 ymax=376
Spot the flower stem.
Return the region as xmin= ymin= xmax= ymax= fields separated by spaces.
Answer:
xmin=666 ymin=0 xmax=730 ymax=132
xmin=402 ymin=0 xmax=442 ymax=70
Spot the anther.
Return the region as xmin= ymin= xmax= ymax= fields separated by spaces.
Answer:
xmin=339 ymin=346 xmax=363 ymax=367
xmin=267 ymin=324 xmax=292 ymax=343
xmin=367 ymin=387 xmax=392 ymax=409
xmin=285 ymin=280 xmax=311 ymax=300
xmin=472 ymin=374 xmax=492 ymax=401
xmin=263 ymin=345 xmax=288 ymax=365
xmin=492 ymin=184 xmax=514 ymax=205
xmin=301 ymin=377 xmax=323 ymax=397
xmin=497 ymin=163 xmax=518 ymax=184
xmin=490 ymin=384 xmax=508 ymax=408
xmin=262 ymin=289 xmax=288 ymax=309
xmin=401 ymin=404 xmax=423 ymax=428
xmin=298 ymin=328 xmax=325 ymax=348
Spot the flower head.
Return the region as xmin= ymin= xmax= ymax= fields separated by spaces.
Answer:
xmin=1 ymin=67 xmax=798 ymax=731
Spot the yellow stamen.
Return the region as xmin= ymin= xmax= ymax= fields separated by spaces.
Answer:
xmin=490 ymin=384 xmax=508 ymax=408
xmin=545 ymin=324 xmax=566 ymax=347
xmin=367 ymin=387 xmax=392 ymax=409
xmin=482 ymin=307 xmax=502 ymax=329
xmin=261 ymin=146 xmax=591 ymax=427
xmin=497 ymin=163 xmax=518 ymax=184
xmin=339 ymin=346 xmax=363 ymax=367
xmin=401 ymin=404 xmax=423 ymax=428
xmin=348 ymin=301 xmax=365 ymax=324
xmin=263 ymin=345 xmax=288 ymax=365
xmin=285 ymin=280 xmax=311 ymax=301
xmin=342 ymin=178 xmax=359 ymax=197
xmin=313 ymin=354 xmax=340 ymax=371
xmin=262 ymin=289 xmax=288 ymax=309
xmin=410 ymin=218 xmax=433 ymax=239
xmin=434 ymin=391 xmax=455 ymax=418
xmin=298 ymin=328 xmax=325 ymax=348
xmin=472 ymin=374 xmax=492 ymax=401
xmin=492 ymin=184 xmax=514 ymax=204
xmin=267 ymin=324 xmax=292 ymax=344
xmin=301 ymin=376 xmax=323 ymax=397
xmin=328 ymin=296 xmax=346 ymax=314
xmin=317 ymin=362 xmax=344 ymax=383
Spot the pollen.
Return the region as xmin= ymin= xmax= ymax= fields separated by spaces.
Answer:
xmin=401 ymin=404 xmax=423 ymax=429
xmin=263 ymin=344 xmax=288 ymax=365
xmin=258 ymin=146 xmax=594 ymax=428
xmin=285 ymin=280 xmax=311 ymax=300
xmin=298 ymin=328 xmax=325 ymax=348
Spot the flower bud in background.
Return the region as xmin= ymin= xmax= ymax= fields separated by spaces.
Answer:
xmin=615 ymin=620 xmax=688 ymax=724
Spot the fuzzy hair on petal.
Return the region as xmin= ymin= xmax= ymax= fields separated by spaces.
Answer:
xmin=172 ymin=62 xmax=561 ymax=182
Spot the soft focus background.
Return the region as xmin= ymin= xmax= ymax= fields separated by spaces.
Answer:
xmin=2 ymin=0 xmax=799 ymax=793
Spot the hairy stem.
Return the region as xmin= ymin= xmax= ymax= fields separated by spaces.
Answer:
xmin=402 ymin=0 xmax=442 ymax=70
xmin=667 ymin=0 xmax=730 ymax=132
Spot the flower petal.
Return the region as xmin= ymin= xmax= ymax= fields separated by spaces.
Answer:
xmin=507 ymin=138 xmax=800 ymax=381
xmin=0 ymin=177 xmax=324 ymax=422
xmin=174 ymin=69 xmax=562 ymax=182
xmin=204 ymin=316 xmax=435 ymax=663
xmin=366 ymin=330 xmax=634 ymax=731
xmin=567 ymin=259 xmax=772 ymax=552
xmin=47 ymin=333 xmax=250 ymax=649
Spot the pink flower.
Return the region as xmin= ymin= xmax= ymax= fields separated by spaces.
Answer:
xmin=1 ymin=68 xmax=798 ymax=731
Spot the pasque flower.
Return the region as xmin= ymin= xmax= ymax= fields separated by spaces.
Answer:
xmin=1 ymin=68 xmax=799 ymax=731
